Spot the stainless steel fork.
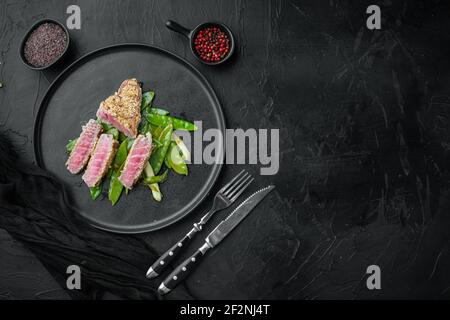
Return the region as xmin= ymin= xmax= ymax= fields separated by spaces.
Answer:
xmin=146 ymin=170 xmax=253 ymax=278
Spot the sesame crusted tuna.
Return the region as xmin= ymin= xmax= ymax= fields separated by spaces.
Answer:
xmin=119 ymin=133 xmax=153 ymax=189
xmin=66 ymin=119 xmax=103 ymax=174
xmin=82 ymin=134 xmax=118 ymax=188
xmin=96 ymin=78 xmax=142 ymax=138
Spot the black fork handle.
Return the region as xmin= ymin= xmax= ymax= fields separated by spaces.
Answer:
xmin=158 ymin=243 xmax=211 ymax=295
xmin=146 ymin=225 xmax=198 ymax=278
xmin=146 ymin=209 xmax=214 ymax=279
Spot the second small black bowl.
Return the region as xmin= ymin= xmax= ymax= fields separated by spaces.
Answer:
xmin=166 ymin=20 xmax=235 ymax=66
xmin=19 ymin=18 xmax=70 ymax=71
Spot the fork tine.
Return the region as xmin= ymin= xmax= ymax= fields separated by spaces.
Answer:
xmin=220 ymin=169 xmax=246 ymax=194
xmin=222 ymin=171 xmax=248 ymax=195
xmin=226 ymin=174 xmax=253 ymax=199
xmin=230 ymin=177 xmax=254 ymax=203
xmin=223 ymin=171 xmax=250 ymax=197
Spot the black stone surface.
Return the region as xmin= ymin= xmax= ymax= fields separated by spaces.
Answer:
xmin=1 ymin=0 xmax=450 ymax=299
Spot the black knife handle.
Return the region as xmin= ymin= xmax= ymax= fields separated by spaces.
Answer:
xmin=146 ymin=227 xmax=199 ymax=279
xmin=158 ymin=243 xmax=210 ymax=295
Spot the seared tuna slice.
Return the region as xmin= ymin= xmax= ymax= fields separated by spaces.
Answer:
xmin=119 ymin=133 xmax=153 ymax=189
xmin=96 ymin=78 xmax=142 ymax=138
xmin=82 ymin=134 xmax=118 ymax=187
xmin=66 ymin=119 xmax=103 ymax=174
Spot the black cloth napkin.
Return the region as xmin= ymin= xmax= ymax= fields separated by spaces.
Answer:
xmin=0 ymin=132 xmax=161 ymax=299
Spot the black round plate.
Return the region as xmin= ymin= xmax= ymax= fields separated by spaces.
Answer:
xmin=34 ymin=44 xmax=225 ymax=233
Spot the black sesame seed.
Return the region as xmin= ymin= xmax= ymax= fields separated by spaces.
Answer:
xmin=23 ymin=22 xmax=67 ymax=68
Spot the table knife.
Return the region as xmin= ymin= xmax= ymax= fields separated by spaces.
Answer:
xmin=158 ymin=185 xmax=275 ymax=295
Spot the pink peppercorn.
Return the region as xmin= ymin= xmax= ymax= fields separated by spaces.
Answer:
xmin=193 ymin=26 xmax=230 ymax=63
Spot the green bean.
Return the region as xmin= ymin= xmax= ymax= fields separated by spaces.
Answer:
xmin=108 ymin=140 xmax=129 ymax=205
xmin=106 ymin=127 xmax=119 ymax=140
xmin=140 ymin=122 xmax=160 ymax=138
xmin=150 ymin=123 xmax=164 ymax=138
xmin=100 ymin=122 xmax=119 ymax=140
xmin=152 ymin=137 xmax=163 ymax=148
xmin=108 ymin=166 xmax=124 ymax=205
xmin=172 ymin=133 xmax=191 ymax=161
xmin=164 ymin=155 xmax=171 ymax=169
xmin=126 ymin=138 xmax=134 ymax=151
xmin=66 ymin=139 xmax=77 ymax=153
xmin=144 ymin=162 xmax=163 ymax=202
xmin=142 ymin=169 xmax=168 ymax=184
xmin=141 ymin=91 xmax=155 ymax=110
xmin=90 ymin=182 xmax=103 ymax=200
xmin=113 ymin=140 xmax=129 ymax=169
xmin=146 ymin=113 xmax=197 ymax=131
xmin=118 ymin=132 xmax=128 ymax=142
xmin=138 ymin=120 xmax=150 ymax=135
xmin=149 ymin=123 xmax=173 ymax=174
xmin=166 ymin=142 xmax=188 ymax=175
xmin=101 ymin=122 xmax=113 ymax=131
xmin=149 ymin=107 xmax=170 ymax=116
xmin=138 ymin=91 xmax=156 ymax=135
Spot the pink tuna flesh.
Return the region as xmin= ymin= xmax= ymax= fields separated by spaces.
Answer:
xmin=82 ymin=134 xmax=118 ymax=187
xmin=97 ymin=109 xmax=135 ymax=138
xmin=119 ymin=134 xmax=152 ymax=189
xmin=66 ymin=119 xmax=103 ymax=174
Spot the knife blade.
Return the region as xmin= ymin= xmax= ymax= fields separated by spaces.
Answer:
xmin=158 ymin=185 xmax=275 ymax=295
xmin=206 ymin=184 xmax=275 ymax=247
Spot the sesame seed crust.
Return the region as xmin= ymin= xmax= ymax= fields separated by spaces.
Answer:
xmin=98 ymin=78 xmax=142 ymax=137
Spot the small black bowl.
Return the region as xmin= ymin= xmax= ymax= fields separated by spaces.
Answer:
xmin=19 ymin=18 xmax=70 ymax=71
xmin=166 ymin=20 xmax=235 ymax=66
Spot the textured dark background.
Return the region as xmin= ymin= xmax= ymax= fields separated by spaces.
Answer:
xmin=2 ymin=0 xmax=450 ymax=299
